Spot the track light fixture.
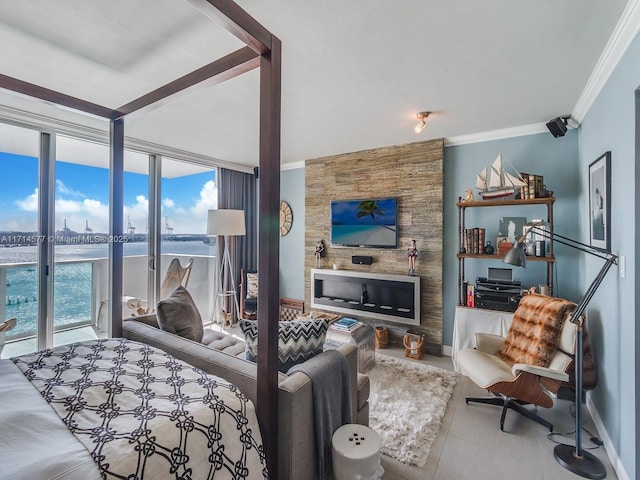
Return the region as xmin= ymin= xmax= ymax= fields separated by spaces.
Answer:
xmin=414 ymin=111 xmax=431 ymax=133
xmin=546 ymin=115 xmax=571 ymax=138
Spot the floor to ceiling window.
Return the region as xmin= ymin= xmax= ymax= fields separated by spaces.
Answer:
xmin=0 ymin=122 xmax=40 ymax=356
xmin=54 ymin=135 xmax=110 ymax=345
xmin=121 ymin=149 xmax=151 ymax=320
xmin=0 ymin=120 xmax=220 ymax=357
xmin=160 ymin=157 xmax=218 ymax=324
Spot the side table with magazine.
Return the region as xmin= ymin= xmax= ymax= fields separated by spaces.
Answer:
xmin=325 ymin=317 xmax=375 ymax=373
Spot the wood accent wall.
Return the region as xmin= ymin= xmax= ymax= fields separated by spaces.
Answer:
xmin=304 ymin=139 xmax=444 ymax=354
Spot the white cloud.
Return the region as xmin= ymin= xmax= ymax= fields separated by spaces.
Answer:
xmin=15 ymin=188 xmax=38 ymax=212
xmin=124 ymin=195 xmax=149 ymax=235
xmin=56 ymin=198 xmax=83 ymax=214
xmin=11 ymin=180 xmax=220 ymax=235
xmin=190 ymin=180 xmax=218 ymax=217
xmin=55 ymin=198 xmax=109 ymax=233
xmin=56 ymin=180 xmax=85 ymax=198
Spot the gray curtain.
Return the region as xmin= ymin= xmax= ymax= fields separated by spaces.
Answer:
xmin=218 ymin=168 xmax=258 ymax=316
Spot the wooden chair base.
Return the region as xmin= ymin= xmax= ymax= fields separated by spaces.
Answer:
xmin=465 ymin=395 xmax=553 ymax=432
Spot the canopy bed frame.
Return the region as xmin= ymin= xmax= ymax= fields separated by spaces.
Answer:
xmin=0 ymin=0 xmax=282 ymax=476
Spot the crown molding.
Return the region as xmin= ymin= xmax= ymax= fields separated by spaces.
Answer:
xmin=281 ymin=160 xmax=305 ymax=171
xmin=572 ymin=0 xmax=640 ymax=123
xmin=444 ymin=123 xmax=548 ymax=147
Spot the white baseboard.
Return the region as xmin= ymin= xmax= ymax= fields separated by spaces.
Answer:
xmin=586 ymin=395 xmax=630 ymax=480
xmin=442 ymin=345 xmax=452 ymax=357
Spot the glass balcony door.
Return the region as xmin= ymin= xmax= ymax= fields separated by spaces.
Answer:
xmin=160 ymin=158 xmax=218 ymax=323
xmin=0 ymin=123 xmax=41 ymax=357
xmin=0 ymin=121 xmax=219 ymax=358
xmin=53 ymin=136 xmax=110 ymax=345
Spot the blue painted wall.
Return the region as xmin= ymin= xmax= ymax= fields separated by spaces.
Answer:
xmin=442 ymin=131 xmax=580 ymax=346
xmin=279 ymin=167 xmax=305 ymax=300
xmin=577 ymin=33 xmax=640 ymax=479
xmin=279 ymin=36 xmax=640 ymax=475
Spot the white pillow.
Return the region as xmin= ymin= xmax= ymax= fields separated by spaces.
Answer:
xmin=246 ymin=272 xmax=259 ymax=298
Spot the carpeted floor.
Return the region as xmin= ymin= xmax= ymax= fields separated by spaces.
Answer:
xmin=368 ymin=352 xmax=458 ymax=467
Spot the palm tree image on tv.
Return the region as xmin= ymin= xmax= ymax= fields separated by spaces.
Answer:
xmin=331 ymin=198 xmax=397 ymax=247
xmin=357 ymin=200 xmax=395 ymax=232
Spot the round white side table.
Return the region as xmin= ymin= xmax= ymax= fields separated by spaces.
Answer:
xmin=332 ymin=424 xmax=384 ymax=480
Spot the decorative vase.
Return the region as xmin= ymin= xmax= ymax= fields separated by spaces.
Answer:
xmin=483 ymin=241 xmax=495 ymax=254
xmin=374 ymin=326 xmax=389 ymax=349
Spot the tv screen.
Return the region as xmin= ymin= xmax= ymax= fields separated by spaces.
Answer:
xmin=330 ymin=197 xmax=398 ymax=248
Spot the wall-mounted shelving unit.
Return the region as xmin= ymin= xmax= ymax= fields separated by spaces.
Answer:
xmin=456 ymin=196 xmax=556 ymax=305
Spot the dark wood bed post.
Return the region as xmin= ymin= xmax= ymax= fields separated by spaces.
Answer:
xmin=258 ymin=35 xmax=282 ymax=479
xmin=0 ymin=0 xmax=282 ymax=476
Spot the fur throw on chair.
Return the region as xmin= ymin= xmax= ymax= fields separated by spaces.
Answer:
xmin=497 ymin=294 xmax=576 ymax=368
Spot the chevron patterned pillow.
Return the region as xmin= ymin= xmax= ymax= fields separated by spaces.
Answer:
xmin=239 ymin=318 xmax=329 ymax=372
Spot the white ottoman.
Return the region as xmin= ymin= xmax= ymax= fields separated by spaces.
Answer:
xmin=332 ymin=424 xmax=384 ymax=480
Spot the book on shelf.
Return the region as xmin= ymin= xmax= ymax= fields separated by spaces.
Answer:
xmin=519 ymin=172 xmax=530 ymax=199
xmin=463 ymin=227 xmax=485 ymax=254
xmin=330 ymin=317 xmax=363 ymax=332
xmin=464 ymin=228 xmax=473 ymax=253
xmin=466 ymin=284 xmax=475 ymax=307
xmin=472 ymin=228 xmax=479 ymax=254
xmin=519 ymin=172 xmax=544 ymax=198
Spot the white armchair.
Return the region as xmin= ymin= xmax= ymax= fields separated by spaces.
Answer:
xmin=456 ymin=294 xmax=578 ymax=432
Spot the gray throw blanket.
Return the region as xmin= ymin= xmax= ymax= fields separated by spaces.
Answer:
xmin=288 ymin=350 xmax=352 ymax=479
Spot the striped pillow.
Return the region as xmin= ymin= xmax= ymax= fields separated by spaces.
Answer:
xmin=239 ymin=318 xmax=329 ymax=372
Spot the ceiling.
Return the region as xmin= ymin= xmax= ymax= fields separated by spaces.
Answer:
xmin=0 ymin=0 xmax=631 ymax=168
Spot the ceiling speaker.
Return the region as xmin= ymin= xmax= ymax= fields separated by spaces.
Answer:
xmin=546 ymin=117 xmax=568 ymax=138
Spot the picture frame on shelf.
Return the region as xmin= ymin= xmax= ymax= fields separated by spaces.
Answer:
xmin=588 ymin=151 xmax=611 ymax=251
xmin=498 ymin=216 xmax=527 ymax=244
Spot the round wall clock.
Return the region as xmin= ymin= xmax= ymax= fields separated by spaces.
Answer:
xmin=280 ymin=200 xmax=293 ymax=236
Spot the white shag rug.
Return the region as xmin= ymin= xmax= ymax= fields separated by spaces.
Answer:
xmin=368 ymin=352 xmax=458 ymax=467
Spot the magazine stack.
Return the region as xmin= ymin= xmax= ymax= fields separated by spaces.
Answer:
xmin=329 ymin=317 xmax=363 ymax=333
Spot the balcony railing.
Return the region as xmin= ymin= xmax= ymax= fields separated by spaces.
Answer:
xmin=1 ymin=254 xmax=218 ymax=343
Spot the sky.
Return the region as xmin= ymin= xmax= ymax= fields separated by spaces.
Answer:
xmin=0 ymin=151 xmax=217 ymax=234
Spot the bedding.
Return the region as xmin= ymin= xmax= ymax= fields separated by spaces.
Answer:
xmin=3 ymin=338 xmax=267 ymax=480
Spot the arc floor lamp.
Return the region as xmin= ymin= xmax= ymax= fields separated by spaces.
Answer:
xmin=504 ymin=224 xmax=617 ymax=480
xmin=207 ymin=209 xmax=245 ymax=325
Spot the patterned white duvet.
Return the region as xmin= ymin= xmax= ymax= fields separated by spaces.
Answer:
xmin=4 ymin=338 xmax=267 ymax=479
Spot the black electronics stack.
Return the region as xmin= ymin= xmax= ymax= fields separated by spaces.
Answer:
xmin=475 ymin=276 xmax=523 ymax=312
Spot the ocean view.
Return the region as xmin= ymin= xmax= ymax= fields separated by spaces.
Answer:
xmin=2 ymin=240 xmax=215 ymax=339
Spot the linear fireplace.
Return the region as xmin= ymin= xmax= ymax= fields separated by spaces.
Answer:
xmin=311 ymin=268 xmax=420 ymax=325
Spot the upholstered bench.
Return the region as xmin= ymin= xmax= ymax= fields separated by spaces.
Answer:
xmin=201 ymin=328 xmax=246 ymax=357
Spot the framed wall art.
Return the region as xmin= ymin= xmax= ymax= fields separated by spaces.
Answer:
xmin=588 ymin=151 xmax=611 ymax=251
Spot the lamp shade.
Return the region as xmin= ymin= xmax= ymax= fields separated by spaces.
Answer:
xmin=207 ymin=209 xmax=246 ymax=236
xmin=503 ymin=242 xmax=527 ymax=267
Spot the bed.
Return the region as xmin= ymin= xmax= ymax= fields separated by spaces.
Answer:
xmin=1 ymin=338 xmax=267 ymax=480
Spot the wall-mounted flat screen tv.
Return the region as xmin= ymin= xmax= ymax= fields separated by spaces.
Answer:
xmin=330 ymin=197 xmax=398 ymax=248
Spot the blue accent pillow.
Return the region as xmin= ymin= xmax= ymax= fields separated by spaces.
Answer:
xmin=239 ymin=318 xmax=329 ymax=372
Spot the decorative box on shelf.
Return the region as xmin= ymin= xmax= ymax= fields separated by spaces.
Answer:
xmin=403 ymin=329 xmax=425 ymax=360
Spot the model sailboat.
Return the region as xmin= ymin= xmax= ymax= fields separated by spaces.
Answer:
xmin=476 ymin=154 xmax=526 ymax=200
